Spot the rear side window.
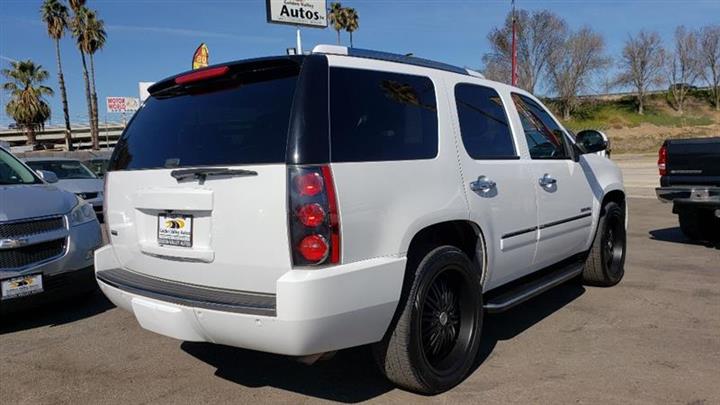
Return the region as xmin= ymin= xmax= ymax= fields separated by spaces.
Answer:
xmin=111 ymin=63 xmax=299 ymax=170
xmin=454 ymin=83 xmax=516 ymax=159
xmin=330 ymin=68 xmax=438 ymax=162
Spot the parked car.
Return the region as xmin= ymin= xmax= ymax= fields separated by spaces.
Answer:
xmin=0 ymin=146 xmax=102 ymax=312
xmin=95 ymin=46 xmax=626 ymax=394
xmin=656 ymin=137 xmax=720 ymax=241
xmin=84 ymin=157 xmax=111 ymax=178
xmin=24 ymin=158 xmax=104 ymax=221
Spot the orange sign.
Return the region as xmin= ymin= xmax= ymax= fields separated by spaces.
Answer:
xmin=192 ymin=43 xmax=209 ymax=70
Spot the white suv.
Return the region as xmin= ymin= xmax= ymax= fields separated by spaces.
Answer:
xmin=95 ymin=45 xmax=626 ymax=394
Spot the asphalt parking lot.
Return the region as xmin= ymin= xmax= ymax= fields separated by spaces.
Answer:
xmin=2 ymin=188 xmax=719 ymax=403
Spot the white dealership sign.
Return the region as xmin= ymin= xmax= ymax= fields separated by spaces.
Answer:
xmin=106 ymin=97 xmax=140 ymax=113
xmin=266 ymin=0 xmax=327 ymax=28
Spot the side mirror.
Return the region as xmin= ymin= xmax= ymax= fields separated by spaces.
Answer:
xmin=36 ymin=169 xmax=59 ymax=183
xmin=576 ymin=129 xmax=609 ymax=155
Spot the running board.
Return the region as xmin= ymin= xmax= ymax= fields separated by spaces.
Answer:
xmin=483 ymin=262 xmax=584 ymax=313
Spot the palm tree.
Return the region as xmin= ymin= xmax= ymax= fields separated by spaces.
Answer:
xmin=2 ymin=60 xmax=54 ymax=145
xmin=328 ymin=2 xmax=345 ymax=45
xmin=343 ymin=7 xmax=359 ymax=48
xmin=84 ymin=9 xmax=105 ymax=148
xmin=71 ymin=5 xmax=98 ymax=149
xmin=41 ymin=0 xmax=73 ymax=150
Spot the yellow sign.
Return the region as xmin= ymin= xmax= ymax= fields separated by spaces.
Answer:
xmin=192 ymin=43 xmax=209 ymax=70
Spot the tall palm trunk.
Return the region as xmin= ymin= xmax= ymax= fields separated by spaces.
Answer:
xmin=350 ymin=32 xmax=353 ymax=48
xmin=25 ymin=127 xmax=37 ymax=146
xmin=336 ymin=30 xmax=340 ymax=45
xmin=54 ymin=38 xmax=73 ymax=150
xmin=89 ymin=53 xmax=99 ymax=149
xmin=79 ymin=50 xmax=97 ymax=149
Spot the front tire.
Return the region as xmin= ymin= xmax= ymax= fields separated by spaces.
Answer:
xmin=582 ymin=201 xmax=626 ymax=286
xmin=373 ymin=246 xmax=483 ymax=394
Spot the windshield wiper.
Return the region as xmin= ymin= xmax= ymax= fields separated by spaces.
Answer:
xmin=170 ymin=167 xmax=258 ymax=182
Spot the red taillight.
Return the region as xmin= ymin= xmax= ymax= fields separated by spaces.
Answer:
xmin=295 ymin=172 xmax=323 ymax=196
xmin=288 ymin=165 xmax=341 ymax=266
xmin=296 ymin=203 xmax=325 ymax=227
xmin=658 ymin=145 xmax=667 ymax=176
xmin=174 ymin=66 xmax=229 ymax=85
xmin=321 ymin=166 xmax=341 ymax=264
xmin=298 ymin=234 xmax=329 ymax=262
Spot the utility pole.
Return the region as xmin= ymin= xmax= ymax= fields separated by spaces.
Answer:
xmin=511 ymin=0 xmax=517 ymax=86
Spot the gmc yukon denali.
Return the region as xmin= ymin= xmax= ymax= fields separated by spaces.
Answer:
xmin=95 ymin=45 xmax=627 ymax=394
xmin=656 ymin=137 xmax=720 ymax=241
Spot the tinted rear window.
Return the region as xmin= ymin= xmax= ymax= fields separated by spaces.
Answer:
xmin=455 ymin=83 xmax=516 ymax=159
xmin=111 ymin=64 xmax=299 ymax=170
xmin=330 ymin=68 xmax=438 ymax=162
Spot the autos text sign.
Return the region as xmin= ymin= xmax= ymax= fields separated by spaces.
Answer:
xmin=266 ymin=0 xmax=327 ymax=28
xmin=106 ymin=97 xmax=140 ymax=113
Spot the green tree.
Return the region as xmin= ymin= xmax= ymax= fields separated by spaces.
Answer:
xmin=328 ymin=2 xmax=345 ymax=45
xmin=344 ymin=7 xmax=359 ymax=48
xmin=70 ymin=4 xmax=98 ymax=149
xmin=41 ymin=0 xmax=73 ymax=149
xmin=2 ymin=60 xmax=54 ymax=145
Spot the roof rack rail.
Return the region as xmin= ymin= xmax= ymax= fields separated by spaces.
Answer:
xmin=312 ymin=45 xmax=484 ymax=79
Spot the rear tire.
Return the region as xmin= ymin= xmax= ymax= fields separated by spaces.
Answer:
xmin=372 ymin=246 xmax=482 ymax=394
xmin=582 ymin=201 xmax=626 ymax=286
xmin=678 ymin=208 xmax=719 ymax=241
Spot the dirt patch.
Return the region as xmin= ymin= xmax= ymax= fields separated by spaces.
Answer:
xmin=607 ymin=121 xmax=720 ymax=154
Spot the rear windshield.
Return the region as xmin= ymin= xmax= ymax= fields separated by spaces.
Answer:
xmin=111 ymin=63 xmax=299 ymax=170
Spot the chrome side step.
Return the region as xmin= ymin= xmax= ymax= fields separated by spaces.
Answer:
xmin=483 ymin=262 xmax=583 ymax=313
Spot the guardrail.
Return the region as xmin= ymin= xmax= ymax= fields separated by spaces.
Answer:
xmin=0 ymin=124 xmax=125 ymax=150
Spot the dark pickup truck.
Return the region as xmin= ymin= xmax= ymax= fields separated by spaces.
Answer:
xmin=656 ymin=137 xmax=720 ymax=241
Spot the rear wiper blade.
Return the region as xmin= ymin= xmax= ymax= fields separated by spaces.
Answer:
xmin=170 ymin=167 xmax=258 ymax=182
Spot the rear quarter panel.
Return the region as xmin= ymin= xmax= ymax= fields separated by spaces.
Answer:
xmin=326 ymin=55 xmax=470 ymax=263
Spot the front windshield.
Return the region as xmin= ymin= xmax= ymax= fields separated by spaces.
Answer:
xmin=0 ymin=148 xmax=42 ymax=185
xmin=26 ymin=160 xmax=98 ymax=180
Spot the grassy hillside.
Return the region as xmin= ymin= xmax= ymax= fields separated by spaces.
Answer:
xmin=555 ymin=91 xmax=719 ymax=154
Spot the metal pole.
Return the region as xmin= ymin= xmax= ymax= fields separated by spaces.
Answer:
xmin=511 ymin=0 xmax=517 ymax=86
xmin=105 ymin=115 xmax=109 ymax=149
xmin=296 ymin=27 xmax=303 ymax=54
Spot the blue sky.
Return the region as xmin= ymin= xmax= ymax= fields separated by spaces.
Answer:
xmin=1 ymin=0 xmax=719 ymax=127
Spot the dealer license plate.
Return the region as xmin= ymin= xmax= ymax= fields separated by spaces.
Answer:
xmin=1 ymin=274 xmax=44 ymax=300
xmin=158 ymin=214 xmax=193 ymax=247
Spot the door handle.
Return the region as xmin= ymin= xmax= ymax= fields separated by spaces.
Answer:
xmin=470 ymin=175 xmax=497 ymax=193
xmin=539 ymin=173 xmax=557 ymax=187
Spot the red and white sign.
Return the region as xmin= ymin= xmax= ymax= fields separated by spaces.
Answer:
xmin=106 ymin=97 xmax=140 ymax=113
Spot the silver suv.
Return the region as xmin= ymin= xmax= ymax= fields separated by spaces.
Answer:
xmin=0 ymin=146 xmax=102 ymax=311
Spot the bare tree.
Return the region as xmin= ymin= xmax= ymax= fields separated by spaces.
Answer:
xmin=698 ymin=25 xmax=720 ymax=110
xmin=482 ymin=9 xmax=567 ymax=93
xmin=616 ymin=31 xmax=665 ymax=114
xmin=547 ymin=27 xmax=610 ymax=120
xmin=667 ymin=26 xmax=700 ymax=114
